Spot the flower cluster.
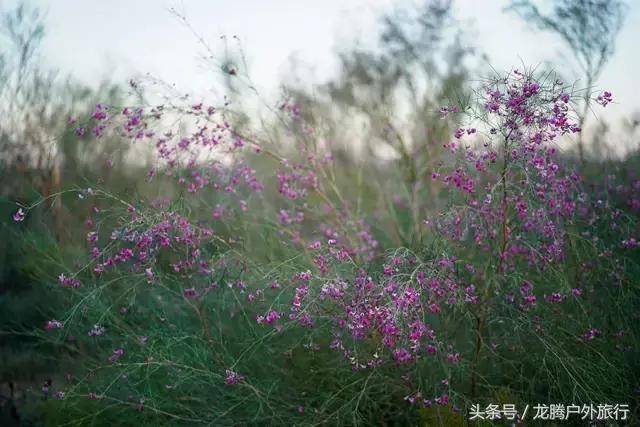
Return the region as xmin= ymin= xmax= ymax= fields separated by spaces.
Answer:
xmin=432 ymin=70 xmax=588 ymax=277
xmin=277 ymin=250 xmax=477 ymax=373
xmin=87 ymin=207 xmax=217 ymax=282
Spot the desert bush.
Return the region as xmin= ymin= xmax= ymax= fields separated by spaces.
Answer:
xmin=9 ymin=64 xmax=639 ymax=426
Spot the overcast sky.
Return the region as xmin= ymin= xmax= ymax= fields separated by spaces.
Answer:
xmin=8 ymin=0 xmax=640 ymax=136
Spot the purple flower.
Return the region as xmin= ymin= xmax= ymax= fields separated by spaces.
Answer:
xmin=447 ymin=353 xmax=461 ymax=364
xmin=393 ymin=348 xmax=413 ymax=364
xmin=58 ymin=273 xmax=81 ymax=289
xmin=435 ymin=394 xmax=449 ymax=406
xmin=582 ymin=328 xmax=601 ymax=342
xmin=183 ymin=287 xmax=198 ymax=299
xmin=259 ymin=310 xmax=280 ymax=325
xmin=45 ymin=320 xmax=64 ymax=330
xmin=143 ymin=268 xmax=154 ymax=284
xmin=519 ymin=281 xmax=533 ymax=295
xmin=108 ymin=348 xmax=124 ymax=364
xmin=88 ymin=324 xmax=106 ymax=337
xmin=224 ymin=369 xmax=244 ymax=385
xmin=596 ymin=91 xmax=613 ymax=107
xmin=307 ymin=241 xmax=321 ymax=250
xmin=523 ymin=294 xmax=537 ymax=308
xmin=91 ymin=103 xmax=108 ymax=120
xmin=12 ymin=208 xmax=25 ymax=222
xmin=545 ymin=292 xmax=565 ymax=304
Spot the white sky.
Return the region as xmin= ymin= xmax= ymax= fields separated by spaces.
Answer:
xmin=9 ymin=0 xmax=640 ymax=135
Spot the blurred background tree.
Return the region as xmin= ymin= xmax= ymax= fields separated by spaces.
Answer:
xmin=0 ymin=2 xmax=132 ymax=237
xmin=0 ymin=3 xmax=129 ymax=424
xmin=280 ymin=0 xmax=475 ymax=246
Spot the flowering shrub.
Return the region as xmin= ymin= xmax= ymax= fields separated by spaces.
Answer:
xmin=13 ymin=67 xmax=640 ymax=424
